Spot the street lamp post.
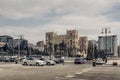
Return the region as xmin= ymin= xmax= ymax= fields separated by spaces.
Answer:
xmin=92 ymin=40 xmax=94 ymax=59
xmin=49 ymin=42 xmax=52 ymax=59
xmin=101 ymin=27 xmax=111 ymax=63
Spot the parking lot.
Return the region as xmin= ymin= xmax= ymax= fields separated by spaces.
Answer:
xmin=0 ymin=61 xmax=91 ymax=80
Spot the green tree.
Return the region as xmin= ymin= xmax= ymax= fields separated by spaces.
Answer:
xmin=2 ymin=44 xmax=9 ymax=52
xmin=54 ymin=44 xmax=59 ymax=56
xmin=59 ymin=40 xmax=66 ymax=56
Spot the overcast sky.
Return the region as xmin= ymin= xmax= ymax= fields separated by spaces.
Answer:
xmin=0 ymin=0 xmax=120 ymax=44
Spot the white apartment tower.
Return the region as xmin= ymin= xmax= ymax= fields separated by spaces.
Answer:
xmin=98 ymin=35 xmax=118 ymax=57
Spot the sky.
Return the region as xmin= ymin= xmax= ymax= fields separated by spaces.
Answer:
xmin=0 ymin=0 xmax=120 ymax=44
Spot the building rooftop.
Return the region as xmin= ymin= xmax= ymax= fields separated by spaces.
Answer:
xmin=0 ymin=35 xmax=13 ymax=39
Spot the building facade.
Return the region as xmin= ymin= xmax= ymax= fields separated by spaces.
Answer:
xmin=98 ymin=35 xmax=118 ymax=57
xmin=79 ymin=36 xmax=88 ymax=54
xmin=46 ymin=30 xmax=79 ymax=56
xmin=35 ymin=41 xmax=45 ymax=52
xmin=13 ymin=39 xmax=28 ymax=49
xmin=0 ymin=35 xmax=13 ymax=48
xmin=118 ymin=45 xmax=120 ymax=58
xmin=36 ymin=41 xmax=44 ymax=47
xmin=87 ymin=40 xmax=98 ymax=60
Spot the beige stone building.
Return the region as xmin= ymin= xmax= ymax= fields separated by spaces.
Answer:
xmin=46 ymin=30 xmax=79 ymax=56
xmin=79 ymin=36 xmax=88 ymax=55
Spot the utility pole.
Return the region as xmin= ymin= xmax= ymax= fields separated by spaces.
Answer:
xmin=49 ymin=42 xmax=52 ymax=59
xmin=92 ymin=40 xmax=94 ymax=59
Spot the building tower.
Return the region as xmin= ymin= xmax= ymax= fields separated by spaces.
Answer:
xmin=98 ymin=35 xmax=118 ymax=57
xmin=67 ymin=30 xmax=78 ymax=56
xmin=46 ymin=32 xmax=56 ymax=57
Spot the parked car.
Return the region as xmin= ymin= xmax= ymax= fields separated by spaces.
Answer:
xmin=39 ymin=58 xmax=55 ymax=65
xmin=0 ymin=56 xmax=4 ymax=61
xmin=1 ymin=56 xmax=17 ymax=62
xmin=3 ymin=56 xmax=13 ymax=62
xmin=54 ymin=55 xmax=63 ymax=64
xmin=95 ymin=58 xmax=105 ymax=65
xmin=22 ymin=57 xmax=46 ymax=66
xmin=74 ymin=57 xmax=85 ymax=64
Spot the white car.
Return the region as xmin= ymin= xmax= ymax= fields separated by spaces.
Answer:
xmin=45 ymin=59 xmax=56 ymax=65
xmin=22 ymin=57 xmax=46 ymax=66
xmin=96 ymin=58 xmax=105 ymax=65
xmin=39 ymin=58 xmax=55 ymax=65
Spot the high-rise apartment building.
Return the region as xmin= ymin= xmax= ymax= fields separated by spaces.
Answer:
xmin=98 ymin=35 xmax=118 ymax=57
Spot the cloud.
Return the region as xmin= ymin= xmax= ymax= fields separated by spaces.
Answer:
xmin=0 ymin=0 xmax=119 ymax=20
xmin=0 ymin=0 xmax=120 ymax=44
xmin=0 ymin=0 xmax=64 ymax=19
xmin=102 ymin=2 xmax=120 ymax=22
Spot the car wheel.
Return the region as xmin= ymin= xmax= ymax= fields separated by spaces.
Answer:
xmin=35 ymin=62 xmax=40 ymax=66
xmin=24 ymin=62 xmax=28 ymax=66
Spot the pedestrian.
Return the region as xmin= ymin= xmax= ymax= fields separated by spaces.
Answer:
xmin=15 ymin=57 xmax=19 ymax=64
xmin=92 ymin=59 xmax=96 ymax=67
xmin=105 ymin=58 xmax=107 ymax=63
xmin=62 ymin=59 xmax=64 ymax=65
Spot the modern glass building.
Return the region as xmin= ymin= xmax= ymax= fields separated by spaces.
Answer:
xmin=98 ymin=35 xmax=118 ymax=57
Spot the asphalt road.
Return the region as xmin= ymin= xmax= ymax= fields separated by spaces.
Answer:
xmin=56 ymin=59 xmax=120 ymax=80
xmin=73 ymin=65 xmax=120 ymax=80
xmin=1 ymin=60 xmax=119 ymax=80
xmin=0 ymin=62 xmax=92 ymax=80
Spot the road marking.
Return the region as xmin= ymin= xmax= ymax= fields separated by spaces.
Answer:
xmin=55 ymin=68 xmax=92 ymax=80
xmin=64 ymin=73 xmax=75 ymax=78
xmin=82 ymin=67 xmax=92 ymax=73
xmin=75 ymin=72 xmax=83 ymax=75
xmin=75 ymin=68 xmax=93 ymax=78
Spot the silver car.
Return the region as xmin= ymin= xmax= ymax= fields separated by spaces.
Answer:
xmin=22 ymin=57 xmax=46 ymax=66
xmin=96 ymin=58 xmax=105 ymax=65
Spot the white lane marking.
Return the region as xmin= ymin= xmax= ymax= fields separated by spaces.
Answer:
xmin=64 ymin=73 xmax=75 ymax=78
xmin=55 ymin=68 xmax=92 ymax=80
xmin=75 ymin=72 xmax=83 ymax=75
